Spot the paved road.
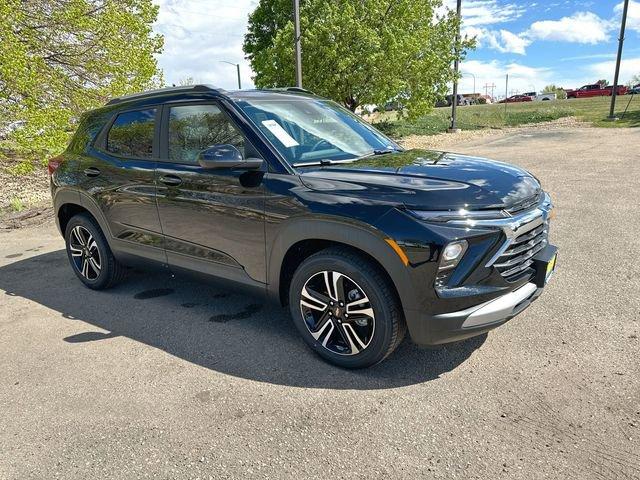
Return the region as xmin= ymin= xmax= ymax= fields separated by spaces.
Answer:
xmin=1 ymin=126 xmax=639 ymax=479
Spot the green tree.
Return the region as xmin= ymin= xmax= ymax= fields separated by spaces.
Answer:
xmin=596 ymin=79 xmax=609 ymax=87
xmin=542 ymin=84 xmax=567 ymax=100
xmin=244 ymin=0 xmax=473 ymax=116
xmin=0 ymin=0 xmax=163 ymax=162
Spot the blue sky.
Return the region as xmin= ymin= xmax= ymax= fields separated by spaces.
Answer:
xmin=153 ymin=0 xmax=640 ymax=95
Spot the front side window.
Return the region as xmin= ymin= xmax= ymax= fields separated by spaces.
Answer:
xmin=168 ymin=104 xmax=245 ymax=164
xmin=235 ymin=97 xmax=398 ymax=166
xmin=107 ymin=109 xmax=156 ymax=158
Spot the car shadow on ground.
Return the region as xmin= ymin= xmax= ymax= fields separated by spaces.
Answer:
xmin=0 ymin=250 xmax=486 ymax=390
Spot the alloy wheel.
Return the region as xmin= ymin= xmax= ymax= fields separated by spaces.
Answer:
xmin=299 ymin=271 xmax=375 ymax=355
xmin=69 ymin=225 xmax=102 ymax=280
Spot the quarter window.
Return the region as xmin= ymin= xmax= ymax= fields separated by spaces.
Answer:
xmin=107 ymin=109 xmax=156 ymax=158
xmin=168 ymin=104 xmax=245 ymax=164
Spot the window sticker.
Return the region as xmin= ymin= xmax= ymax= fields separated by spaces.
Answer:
xmin=261 ymin=120 xmax=299 ymax=147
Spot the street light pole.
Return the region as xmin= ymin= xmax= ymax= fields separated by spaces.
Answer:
xmin=293 ymin=0 xmax=303 ymax=88
xmin=448 ymin=0 xmax=462 ymax=133
xmin=220 ymin=61 xmax=241 ymax=89
xmin=462 ymin=71 xmax=476 ymax=95
xmin=609 ymin=0 xmax=629 ymax=120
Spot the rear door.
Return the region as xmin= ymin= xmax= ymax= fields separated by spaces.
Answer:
xmin=82 ymin=107 xmax=165 ymax=262
xmin=155 ymin=101 xmax=267 ymax=285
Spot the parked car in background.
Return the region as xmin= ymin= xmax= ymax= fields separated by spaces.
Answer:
xmin=498 ymin=94 xmax=533 ymax=104
xmin=523 ymin=92 xmax=556 ymax=101
xmin=566 ymin=84 xmax=628 ymax=98
xmin=629 ymin=84 xmax=640 ymax=95
xmin=49 ymin=85 xmax=558 ymax=369
xmin=535 ymin=92 xmax=556 ymax=101
xmin=373 ymin=101 xmax=403 ymax=112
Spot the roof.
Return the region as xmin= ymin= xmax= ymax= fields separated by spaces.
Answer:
xmin=106 ymin=85 xmax=318 ymax=106
xmin=106 ymin=84 xmax=228 ymax=106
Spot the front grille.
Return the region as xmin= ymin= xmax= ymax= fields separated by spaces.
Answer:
xmin=495 ymin=220 xmax=549 ymax=281
xmin=506 ymin=192 xmax=541 ymax=216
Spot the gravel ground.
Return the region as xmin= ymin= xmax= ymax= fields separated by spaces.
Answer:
xmin=1 ymin=125 xmax=639 ymax=479
xmin=0 ymin=157 xmax=50 ymax=212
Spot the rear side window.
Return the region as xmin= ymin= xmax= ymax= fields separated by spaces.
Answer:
xmin=107 ymin=109 xmax=156 ymax=159
xmin=168 ymin=104 xmax=245 ymax=164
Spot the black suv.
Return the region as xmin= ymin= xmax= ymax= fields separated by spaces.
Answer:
xmin=50 ymin=85 xmax=557 ymax=368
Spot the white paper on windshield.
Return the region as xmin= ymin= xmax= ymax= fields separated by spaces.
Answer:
xmin=261 ymin=120 xmax=299 ymax=147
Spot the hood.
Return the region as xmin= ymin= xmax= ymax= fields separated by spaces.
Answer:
xmin=298 ymin=149 xmax=542 ymax=211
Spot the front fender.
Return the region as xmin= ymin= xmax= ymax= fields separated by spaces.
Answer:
xmin=266 ymin=215 xmax=420 ymax=314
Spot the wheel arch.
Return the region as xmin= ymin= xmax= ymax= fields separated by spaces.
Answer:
xmin=267 ymin=217 xmax=417 ymax=314
xmin=54 ymin=190 xmax=113 ymax=244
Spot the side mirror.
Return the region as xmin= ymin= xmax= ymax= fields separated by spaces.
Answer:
xmin=197 ymin=144 xmax=263 ymax=170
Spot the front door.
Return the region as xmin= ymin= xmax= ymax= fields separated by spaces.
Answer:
xmin=155 ymin=102 xmax=266 ymax=285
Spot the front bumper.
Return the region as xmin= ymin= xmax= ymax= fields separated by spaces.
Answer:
xmin=409 ymin=243 xmax=557 ymax=346
xmin=408 ymin=282 xmax=544 ymax=345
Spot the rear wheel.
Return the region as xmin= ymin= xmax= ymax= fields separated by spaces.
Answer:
xmin=289 ymin=247 xmax=405 ymax=368
xmin=64 ymin=213 xmax=126 ymax=290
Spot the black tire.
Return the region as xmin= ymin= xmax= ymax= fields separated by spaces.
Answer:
xmin=64 ymin=213 xmax=127 ymax=290
xmin=288 ymin=247 xmax=406 ymax=368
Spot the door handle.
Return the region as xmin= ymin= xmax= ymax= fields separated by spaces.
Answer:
xmin=84 ymin=167 xmax=101 ymax=177
xmin=159 ymin=174 xmax=182 ymax=186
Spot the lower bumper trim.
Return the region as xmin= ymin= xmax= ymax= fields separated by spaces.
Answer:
xmin=434 ymin=282 xmax=538 ymax=328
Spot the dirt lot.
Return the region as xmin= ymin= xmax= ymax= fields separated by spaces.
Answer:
xmin=1 ymin=125 xmax=639 ymax=479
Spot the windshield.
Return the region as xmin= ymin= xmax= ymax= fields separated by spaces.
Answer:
xmin=234 ymin=97 xmax=399 ymax=166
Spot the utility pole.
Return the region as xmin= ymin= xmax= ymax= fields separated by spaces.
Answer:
xmin=448 ymin=0 xmax=462 ymax=133
xmin=220 ymin=61 xmax=241 ymax=89
xmin=609 ymin=0 xmax=629 ymax=120
xmin=484 ymin=83 xmax=496 ymax=100
xmin=504 ymin=74 xmax=509 ymax=114
xmin=293 ymin=0 xmax=303 ymax=88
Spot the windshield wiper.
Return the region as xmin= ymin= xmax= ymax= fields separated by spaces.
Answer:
xmin=372 ymin=148 xmax=397 ymax=155
xmin=292 ymin=158 xmax=357 ymax=167
xmin=292 ymin=148 xmax=402 ymax=167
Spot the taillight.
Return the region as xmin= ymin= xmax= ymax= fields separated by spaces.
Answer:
xmin=48 ymin=156 xmax=63 ymax=176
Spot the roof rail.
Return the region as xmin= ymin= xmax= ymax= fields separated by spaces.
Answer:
xmin=106 ymin=84 xmax=227 ymax=106
xmin=270 ymin=86 xmax=315 ymax=95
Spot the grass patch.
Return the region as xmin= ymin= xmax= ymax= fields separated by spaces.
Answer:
xmin=9 ymin=197 xmax=26 ymax=212
xmin=7 ymin=161 xmax=35 ymax=175
xmin=373 ymin=95 xmax=640 ymax=137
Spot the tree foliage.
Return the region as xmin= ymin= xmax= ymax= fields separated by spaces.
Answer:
xmin=542 ymin=84 xmax=567 ymax=100
xmin=596 ymin=79 xmax=609 ymax=87
xmin=0 ymin=0 xmax=163 ymax=161
xmin=244 ymin=0 xmax=473 ymax=116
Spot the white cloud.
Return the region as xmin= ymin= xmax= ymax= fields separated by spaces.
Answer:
xmin=615 ymin=0 xmax=640 ymax=33
xmin=497 ymin=30 xmax=531 ymax=55
xmin=442 ymin=0 xmax=525 ymax=26
xmin=464 ymin=27 xmax=530 ymax=55
xmin=527 ymin=12 xmax=611 ymax=44
xmin=153 ymin=0 xmax=257 ymax=89
xmin=463 ymin=0 xmax=525 ymax=26
xmin=456 ymin=59 xmax=554 ymax=95
xmin=587 ymin=57 xmax=640 ymax=84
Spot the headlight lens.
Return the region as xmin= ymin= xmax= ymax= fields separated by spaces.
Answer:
xmin=439 ymin=240 xmax=468 ymax=270
xmin=443 ymin=242 xmax=465 ymax=261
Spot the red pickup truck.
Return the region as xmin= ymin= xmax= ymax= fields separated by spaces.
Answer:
xmin=566 ymin=84 xmax=628 ymax=98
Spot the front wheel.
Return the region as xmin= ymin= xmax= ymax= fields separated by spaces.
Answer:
xmin=289 ymin=247 xmax=406 ymax=368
